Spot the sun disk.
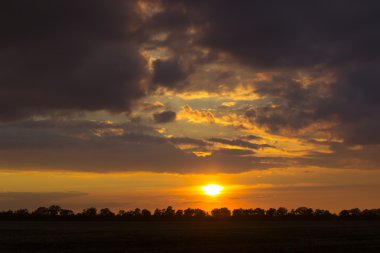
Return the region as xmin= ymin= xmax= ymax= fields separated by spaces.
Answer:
xmin=202 ymin=184 xmax=223 ymax=196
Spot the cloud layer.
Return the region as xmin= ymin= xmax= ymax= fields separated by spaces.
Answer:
xmin=0 ymin=1 xmax=380 ymax=173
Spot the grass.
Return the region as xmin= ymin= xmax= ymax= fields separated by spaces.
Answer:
xmin=0 ymin=221 xmax=380 ymax=252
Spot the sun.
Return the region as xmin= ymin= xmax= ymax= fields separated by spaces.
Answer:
xmin=202 ymin=184 xmax=223 ymax=196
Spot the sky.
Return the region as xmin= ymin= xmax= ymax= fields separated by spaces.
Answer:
xmin=0 ymin=0 xmax=380 ymax=212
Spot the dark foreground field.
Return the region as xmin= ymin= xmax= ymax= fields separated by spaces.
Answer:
xmin=1 ymin=221 xmax=380 ymax=253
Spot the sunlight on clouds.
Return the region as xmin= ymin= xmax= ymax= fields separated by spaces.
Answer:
xmin=178 ymin=105 xmax=216 ymax=124
xmin=92 ymin=128 xmax=125 ymax=137
xmin=137 ymin=0 xmax=163 ymax=19
xmin=193 ymin=151 xmax=212 ymax=157
xmin=221 ymin=101 xmax=236 ymax=107
xmin=156 ymin=84 xmax=259 ymax=101
xmin=174 ymin=103 xmax=333 ymax=159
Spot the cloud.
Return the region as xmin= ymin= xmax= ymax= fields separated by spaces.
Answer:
xmin=298 ymin=141 xmax=380 ymax=170
xmin=137 ymin=101 xmax=165 ymax=111
xmin=246 ymin=67 xmax=380 ymax=147
xmin=0 ymin=119 xmax=281 ymax=173
xmin=153 ymin=110 xmax=177 ymax=123
xmin=152 ymin=58 xmax=189 ymax=89
xmin=317 ymin=65 xmax=380 ymax=145
xmin=1 ymin=0 xmax=380 ymax=174
xmin=179 ymin=105 xmax=216 ymax=124
xmin=209 ymin=138 xmax=274 ymax=150
xmin=0 ymin=0 xmax=147 ymax=121
xmin=244 ymin=108 xmax=257 ymax=118
xmin=221 ymin=102 xmax=236 ymax=107
xmin=169 ymin=137 xmax=208 ymax=147
xmin=240 ymin=135 xmax=262 ymax=141
xmin=151 ymin=1 xmax=380 ymax=148
xmin=157 ymin=0 xmax=380 ymax=70
xmin=214 ymin=148 xmax=255 ymax=156
xmin=238 ymin=74 xmax=329 ymax=133
xmin=5 ymin=118 xmax=377 ymax=173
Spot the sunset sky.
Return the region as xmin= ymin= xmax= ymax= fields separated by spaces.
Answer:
xmin=1 ymin=0 xmax=380 ymax=212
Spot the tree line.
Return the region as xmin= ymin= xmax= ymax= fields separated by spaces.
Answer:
xmin=1 ymin=206 xmax=379 ymax=221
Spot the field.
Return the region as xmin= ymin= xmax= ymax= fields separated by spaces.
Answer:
xmin=1 ymin=221 xmax=380 ymax=252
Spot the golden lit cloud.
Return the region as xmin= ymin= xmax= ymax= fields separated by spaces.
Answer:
xmin=193 ymin=151 xmax=212 ymax=157
xmin=221 ymin=101 xmax=236 ymax=107
xmin=92 ymin=128 xmax=125 ymax=137
xmin=155 ymin=84 xmax=259 ymax=101
xmin=178 ymin=105 xmax=216 ymax=124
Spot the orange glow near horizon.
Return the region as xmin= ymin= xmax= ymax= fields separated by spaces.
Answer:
xmin=1 ymin=168 xmax=380 ymax=212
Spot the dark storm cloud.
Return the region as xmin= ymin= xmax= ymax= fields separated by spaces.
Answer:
xmin=240 ymin=135 xmax=262 ymax=141
xmin=0 ymin=0 xmax=147 ymax=121
xmin=153 ymin=110 xmax=177 ymax=123
xmin=152 ymin=59 xmax=189 ymax=89
xmin=158 ymin=0 xmax=380 ymax=69
xmin=169 ymin=137 xmax=208 ymax=147
xmin=317 ymin=65 xmax=380 ymax=145
xmin=245 ymin=76 xmax=326 ymax=132
xmin=153 ymin=0 xmax=380 ymax=147
xmin=244 ymin=108 xmax=257 ymax=118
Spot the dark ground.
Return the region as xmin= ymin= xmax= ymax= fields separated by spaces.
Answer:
xmin=0 ymin=221 xmax=380 ymax=253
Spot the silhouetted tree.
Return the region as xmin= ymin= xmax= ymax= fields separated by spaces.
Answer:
xmin=184 ymin=208 xmax=195 ymax=218
xmin=275 ymin=207 xmax=288 ymax=217
xmin=349 ymin=208 xmax=361 ymax=217
xmin=211 ymin=207 xmax=231 ymax=219
xmin=163 ymin=206 xmax=175 ymax=217
xmin=339 ymin=210 xmax=350 ymax=218
xmin=33 ymin=207 xmax=49 ymax=216
xmin=314 ymin=209 xmax=333 ymax=219
xmin=266 ymin=208 xmax=276 ymax=217
xmin=175 ymin=209 xmax=184 ymax=218
xmin=153 ymin=208 xmax=162 ymax=217
xmin=59 ymin=209 xmax=74 ymax=217
xmin=15 ymin=209 xmax=29 ymax=216
xmin=0 ymin=210 xmax=13 ymax=219
xmin=294 ymin=207 xmax=314 ymax=217
xmin=193 ymin=208 xmax=207 ymax=218
xmin=117 ymin=210 xmax=126 ymax=216
xmin=82 ymin=207 xmax=97 ymax=217
xmin=233 ymin=208 xmax=244 ymax=217
xmin=100 ymin=208 xmax=115 ymax=217
xmin=362 ymin=208 xmax=380 ymax=219
xmin=2 ymin=205 xmax=380 ymax=221
xmin=253 ymin=208 xmax=266 ymax=217
xmin=132 ymin=208 xmax=142 ymax=217
xmin=48 ymin=205 xmax=61 ymax=216
xmin=141 ymin=209 xmax=151 ymax=218
xmin=233 ymin=208 xmax=270 ymax=219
